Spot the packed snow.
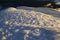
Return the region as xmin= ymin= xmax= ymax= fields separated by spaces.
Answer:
xmin=0 ymin=6 xmax=60 ymax=40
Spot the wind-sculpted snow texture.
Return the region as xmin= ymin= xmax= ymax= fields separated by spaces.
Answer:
xmin=0 ymin=7 xmax=60 ymax=40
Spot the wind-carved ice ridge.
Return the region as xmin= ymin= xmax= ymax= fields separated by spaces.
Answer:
xmin=0 ymin=6 xmax=60 ymax=40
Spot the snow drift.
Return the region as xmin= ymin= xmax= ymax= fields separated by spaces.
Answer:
xmin=0 ymin=6 xmax=60 ymax=40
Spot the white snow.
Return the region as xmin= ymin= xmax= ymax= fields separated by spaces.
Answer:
xmin=0 ymin=6 xmax=60 ymax=31
xmin=14 ymin=29 xmax=20 ymax=32
xmin=0 ymin=6 xmax=60 ymax=40
xmin=2 ymin=36 xmax=6 ymax=40
xmin=31 ymin=29 xmax=40 ymax=36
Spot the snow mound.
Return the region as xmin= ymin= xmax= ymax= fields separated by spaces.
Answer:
xmin=0 ymin=7 xmax=60 ymax=32
xmin=0 ymin=6 xmax=60 ymax=40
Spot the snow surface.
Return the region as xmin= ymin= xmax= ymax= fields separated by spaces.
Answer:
xmin=0 ymin=6 xmax=60 ymax=40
